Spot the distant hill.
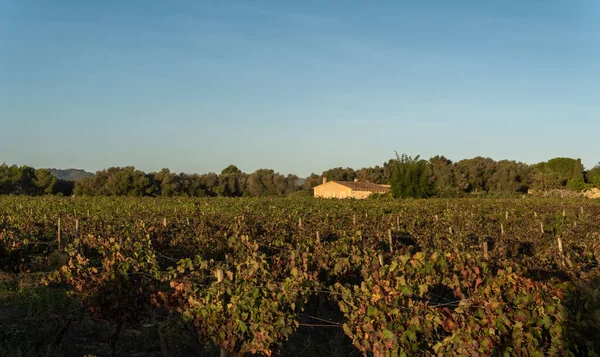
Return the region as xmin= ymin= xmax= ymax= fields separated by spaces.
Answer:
xmin=49 ymin=168 xmax=94 ymax=181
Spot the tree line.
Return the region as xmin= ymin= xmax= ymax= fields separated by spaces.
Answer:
xmin=0 ymin=163 xmax=74 ymax=196
xmin=1 ymin=155 xmax=599 ymax=198
xmin=72 ymin=165 xmax=300 ymax=197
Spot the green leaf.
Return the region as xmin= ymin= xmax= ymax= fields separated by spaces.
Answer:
xmin=405 ymin=330 xmax=417 ymax=342
xmin=540 ymin=315 xmax=552 ymax=329
xmin=367 ymin=306 xmax=378 ymax=317
xmin=383 ymin=329 xmax=395 ymax=340
xmin=401 ymin=286 xmax=413 ymax=296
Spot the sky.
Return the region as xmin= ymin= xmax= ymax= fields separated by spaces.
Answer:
xmin=1 ymin=0 xmax=599 ymax=176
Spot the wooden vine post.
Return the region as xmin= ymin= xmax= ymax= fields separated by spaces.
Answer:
xmin=353 ymin=213 xmax=356 ymax=226
xmin=75 ymin=219 xmax=80 ymax=239
xmin=556 ymin=235 xmax=573 ymax=267
xmin=388 ymin=229 xmax=393 ymax=254
xmin=163 ymin=217 xmax=167 ymax=227
xmin=500 ymin=223 xmax=504 ymax=236
xmin=482 ymin=241 xmax=489 ymax=260
xmin=557 ymin=236 xmax=563 ymax=259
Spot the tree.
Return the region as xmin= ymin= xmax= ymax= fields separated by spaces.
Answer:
xmin=356 ymin=166 xmax=386 ymax=184
xmin=390 ymin=153 xmax=432 ymax=199
xmin=0 ymin=164 xmax=39 ymax=195
xmin=567 ymin=158 xmax=586 ymax=190
xmin=531 ymin=158 xmax=578 ymax=190
xmin=321 ymin=167 xmax=356 ymax=182
xmin=154 ymin=168 xmax=180 ymax=197
xmin=429 ymin=156 xmax=459 ymax=197
xmin=246 ymin=169 xmax=274 ymax=197
xmin=221 ymin=165 xmax=242 ymax=176
xmin=302 ymin=174 xmax=321 ymax=190
xmin=199 ymin=173 xmax=219 ymax=196
xmin=586 ymin=163 xmax=600 ymax=189
xmin=487 ymin=160 xmax=532 ymax=194
xmin=73 ymin=167 xmax=152 ymax=196
xmin=245 ymin=169 xmax=297 ymax=197
xmin=454 ymin=157 xmax=496 ymax=194
xmin=101 ymin=167 xmax=151 ymax=196
xmin=216 ymin=165 xmax=246 ymax=197
xmin=34 ymin=168 xmax=58 ymax=194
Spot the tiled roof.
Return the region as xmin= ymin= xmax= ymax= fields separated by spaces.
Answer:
xmin=333 ymin=181 xmax=391 ymax=192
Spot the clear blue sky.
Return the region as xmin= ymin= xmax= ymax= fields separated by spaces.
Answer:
xmin=1 ymin=0 xmax=598 ymax=176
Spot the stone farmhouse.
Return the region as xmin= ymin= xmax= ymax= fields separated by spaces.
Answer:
xmin=313 ymin=178 xmax=391 ymax=199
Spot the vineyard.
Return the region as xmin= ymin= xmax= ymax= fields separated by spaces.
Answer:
xmin=1 ymin=196 xmax=600 ymax=356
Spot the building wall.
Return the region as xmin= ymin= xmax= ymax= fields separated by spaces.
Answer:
xmin=313 ymin=182 xmax=353 ymax=198
xmin=313 ymin=182 xmax=375 ymax=199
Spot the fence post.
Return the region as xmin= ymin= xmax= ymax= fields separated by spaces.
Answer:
xmin=556 ymin=235 xmax=567 ymax=266
xmin=482 ymin=241 xmax=489 ymax=260
xmin=557 ymin=236 xmax=563 ymax=256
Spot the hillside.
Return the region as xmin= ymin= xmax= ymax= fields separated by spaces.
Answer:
xmin=49 ymin=168 xmax=94 ymax=181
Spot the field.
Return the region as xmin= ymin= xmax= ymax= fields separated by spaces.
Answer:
xmin=1 ymin=196 xmax=599 ymax=357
